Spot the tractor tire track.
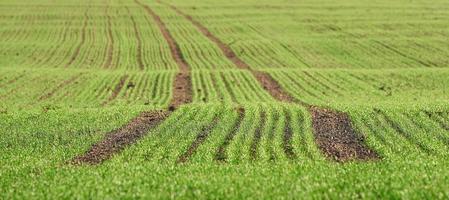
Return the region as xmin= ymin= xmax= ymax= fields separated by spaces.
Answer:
xmin=157 ymin=2 xmax=381 ymax=162
xmin=311 ymin=107 xmax=380 ymax=162
xmin=72 ymin=111 xmax=170 ymax=165
xmin=135 ymin=0 xmax=192 ymax=109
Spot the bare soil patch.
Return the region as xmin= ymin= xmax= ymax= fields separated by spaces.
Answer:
xmin=72 ymin=111 xmax=170 ymax=165
xmin=169 ymin=72 xmax=192 ymax=109
xmin=310 ymin=107 xmax=380 ymax=162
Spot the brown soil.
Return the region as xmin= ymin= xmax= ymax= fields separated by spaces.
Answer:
xmin=250 ymin=111 xmax=266 ymax=160
xmin=253 ymin=71 xmax=298 ymax=103
xmin=310 ymin=107 xmax=380 ymax=162
xmin=38 ymin=73 xmax=82 ymax=101
xmin=177 ymin=115 xmax=220 ymax=163
xmin=283 ymin=111 xmax=297 ymax=159
xmin=155 ymin=1 xmax=381 ymax=163
xmin=65 ymin=8 xmax=89 ymax=68
xmin=101 ymin=75 xmax=128 ymax=106
xmin=72 ymin=111 xmax=170 ymax=165
xmin=215 ymin=108 xmax=245 ymax=161
xmin=169 ymin=72 xmax=192 ymax=109
xmin=135 ymin=0 xmax=192 ymax=109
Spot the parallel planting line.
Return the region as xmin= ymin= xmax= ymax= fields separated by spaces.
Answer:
xmin=283 ymin=110 xmax=297 ymax=159
xmin=103 ymin=5 xmax=115 ymax=69
xmin=159 ymin=1 xmax=379 ymax=162
xmin=65 ymin=7 xmax=89 ymax=68
xmin=101 ymin=75 xmax=128 ymax=106
xmin=250 ymin=111 xmax=266 ymax=160
xmin=177 ymin=115 xmax=221 ymax=163
xmin=135 ymin=0 xmax=192 ymax=109
xmin=125 ymin=6 xmax=144 ymax=70
xmin=38 ymin=74 xmax=82 ymax=101
xmin=157 ymin=1 xmax=294 ymax=102
xmin=215 ymin=108 xmax=245 ymax=162
xmin=72 ymin=111 xmax=170 ymax=165
xmin=375 ymin=109 xmax=434 ymax=155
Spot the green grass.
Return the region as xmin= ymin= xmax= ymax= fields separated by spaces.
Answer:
xmin=1 ymin=0 xmax=449 ymax=199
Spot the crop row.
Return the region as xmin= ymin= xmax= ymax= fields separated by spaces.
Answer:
xmin=0 ymin=69 xmax=173 ymax=110
xmin=268 ymin=68 xmax=449 ymax=107
xmin=170 ymin=0 xmax=449 ymax=69
xmin=106 ymin=104 xmax=448 ymax=164
xmin=1 ymin=67 xmax=448 ymax=110
xmin=0 ymin=0 xmax=178 ymax=70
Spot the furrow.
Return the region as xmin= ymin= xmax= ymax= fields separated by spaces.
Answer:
xmin=215 ymin=108 xmax=245 ymax=162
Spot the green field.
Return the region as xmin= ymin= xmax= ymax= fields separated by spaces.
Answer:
xmin=1 ymin=0 xmax=449 ymax=199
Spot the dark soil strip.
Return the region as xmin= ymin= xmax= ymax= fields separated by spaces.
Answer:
xmin=250 ymin=111 xmax=266 ymax=160
xmin=311 ymin=107 xmax=380 ymax=162
xmin=125 ymin=6 xmax=144 ymax=70
xmin=135 ymin=0 xmax=192 ymax=109
xmin=103 ymin=6 xmax=115 ymax=69
xmin=159 ymin=2 xmax=380 ymax=162
xmin=38 ymin=74 xmax=82 ymax=101
xmin=65 ymin=8 xmax=89 ymax=68
xmin=253 ymin=71 xmax=298 ymax=103
xmin=101 ymin=75 xmax=129 ymax=106
xmin=215 ymin=108 xmax=245 ymax=162
xmin=169 ymin=72 xmax=192 ymax=109
xmin=159 ymin=1 xmax=299 ymax=103
xmin=283 ymin=110 xmax=297 ymax=159
xmin=177 ymin=115 xmax=221 ymax=163
xmin=375 ymin=109 xmax=434 ymax=155
xmin=72 ymin=111 xmax=170 ymax=165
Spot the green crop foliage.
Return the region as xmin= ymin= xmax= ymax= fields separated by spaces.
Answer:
xmin=1 ymin=0 xmax=449 ymax=199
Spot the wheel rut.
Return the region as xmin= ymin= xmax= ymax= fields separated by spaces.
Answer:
xmin=72 ymin=111 xmax=170 ymax=165
xmin=135 ymin=0 xmax=192 ymax=109
xmin=158 ymin=2 xmax=379 ymax=162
